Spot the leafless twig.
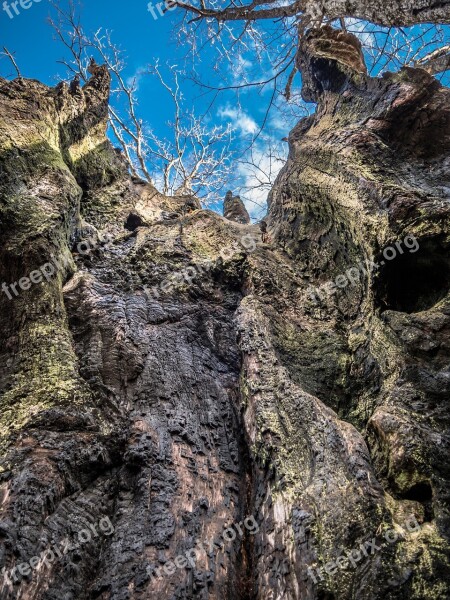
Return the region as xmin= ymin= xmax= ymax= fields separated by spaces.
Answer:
xmin=1 ymin=47 xmax=22 ymax=79
xmin=414 ymin=44 xmax=450 ymax=75
xmin=48 ymin=1 xmax=234 ymax=205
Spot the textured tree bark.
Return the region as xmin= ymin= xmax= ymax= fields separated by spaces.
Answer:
xmin=0 ymin=26 xmax=449 ymax=600
xmin=303 ymin=0 xmax=450 ymax=25
xmin=175 ymin=0 xmax=450 ymax=27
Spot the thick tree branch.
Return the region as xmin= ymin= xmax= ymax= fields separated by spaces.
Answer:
xmin=174 ymin=0 xmax=450 ymax=26
xmin=175 ymin=0 xmax=303 ymax=22
xmin=415 ymin=44 xmax=450 ymax=74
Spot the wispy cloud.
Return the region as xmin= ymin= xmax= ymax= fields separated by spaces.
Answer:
xmin=236 ymin=135 xmax=287 ymax=220
xmin=126 ymin=66 xmax=149 ymax=91
xmin=269 ymin=114 xmax=288 ymax=132
xmin=218 ymin=105 xmax=258 ymax=137
xmin=345 ymin=18 xmax=376 ymax=48
xmin=230 ymin=55 xmax=253 ymax=85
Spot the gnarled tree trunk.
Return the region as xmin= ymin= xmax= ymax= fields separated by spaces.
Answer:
xmin=0 ymin=26 xmax=449 ymax=600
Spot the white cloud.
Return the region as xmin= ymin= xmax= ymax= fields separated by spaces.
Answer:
xmin=236 ymin=136 xmax=288 ymax=220
xmin=126 ymin=66 xmax=149 ymax=91
xmin=218 ymin=105 xmax=258 ymax=137
xmin=345 ymin=18 xmax=376 ymax=48
xmin=269 ymin=114 xmax=287 ymax=132
xmin=230 ymin=56 xmax=253 ymax=85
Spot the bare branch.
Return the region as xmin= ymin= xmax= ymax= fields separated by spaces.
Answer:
xmin=173 ymin=0 xmax=450 ymax=27
xmin=174 ymin=0 xmax=303 ymax=23
xmin=284 ymin=65 xmax=298 ymax=101
xmin=1 ymin=48 xmax=22 ymax=79
xmin=414 ymin=44 xmax=450 ymax=75
xmin=47 ymin=2 xmax=234 ymax=204
xmin=48 ymin=4 xmax=152 ymax=183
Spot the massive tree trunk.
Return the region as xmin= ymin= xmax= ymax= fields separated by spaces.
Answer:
xmin=0 ymin=26 xmax=449 ymax=600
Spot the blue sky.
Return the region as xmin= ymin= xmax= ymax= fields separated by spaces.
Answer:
xmin=0 ymin=1 xmax=206 ymax=153
xmin=0 ymin=0 xmax=285 ymax=219
xmin=1 ymin=1 xmax=448 ymax=219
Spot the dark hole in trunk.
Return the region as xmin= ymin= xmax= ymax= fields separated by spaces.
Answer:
xmin=402 ymin=482 xmax=433 ymax=503
xmin=400 ymin=481 xmax=434 ymax=521
xmin=125 ymin=212 xmax=144 ymax=232
xmin=375 ymin=238 xmax=449 ymax=313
